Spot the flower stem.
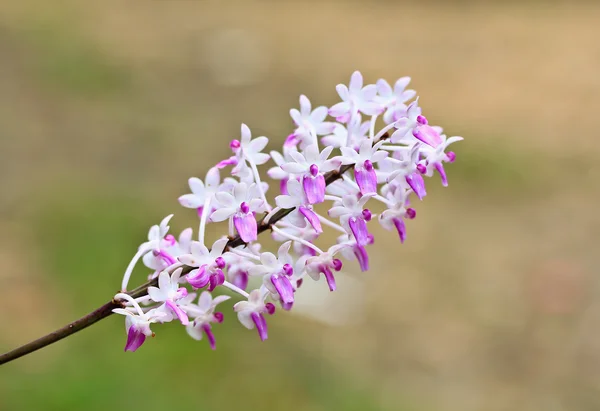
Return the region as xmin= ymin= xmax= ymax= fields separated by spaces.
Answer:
xmin=0 ymin=162 xmax=358 ymax=366
xmin=0 ymin=299 xmax=124 ymax=366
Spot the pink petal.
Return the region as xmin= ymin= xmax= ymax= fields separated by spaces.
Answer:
xmin=348 ymin=217 xmax=369 ymax=247
xmin=353 ymin=245 xmax=369 ymax=272
xmin=166 ymin=300 xmax=189 ymax=325
xmin=201 ymin=323 xmax=217 ymax=350
xmin=231 ymin=271 xmax=249 ymax=290
xmin=405 ymin=172 xmax=427 ymax=200
xmin=233 ymin=213 xmax=258 ymax=243
xmin=270 ymin=274 xmax=295 ymax=310
xmin=251 ymin=312 xmax=268 ymax=341
xmin=302 ymin=174 xmax=325 ymax=204
xmin=354 ymin=168 xmax=377 ymax=195
xmin=322 ymin=265 xmax=336 ymax=291
xmin=124 ymin=326 xmax=146 ymax=352
xmin=393 ymin=218 xmax=406 ymax=243
xmin=412 ymin=125 xmax=443 ymax=148
xmin=187 ymin=266 xmax=209 ymax=289
xmin=208 ymin=269 xmax=225 ymax=292
xmin=434 ymin=163 xmax=448 ymax=186
xmin=299 ymin=207 xmax=322 ymax=234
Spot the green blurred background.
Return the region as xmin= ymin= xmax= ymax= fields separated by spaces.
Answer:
xmin=1 ymin=1 xmax=600 ymax=410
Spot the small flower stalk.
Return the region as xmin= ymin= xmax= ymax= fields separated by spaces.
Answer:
xmin=114 ymin=71 xmax=462 ymax=352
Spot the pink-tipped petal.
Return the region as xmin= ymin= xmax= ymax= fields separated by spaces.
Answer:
xmin=393 ymin=218 xmax=407 ymax=243
xmin=208 ymin=269 xmax=225 ymax=292
xmin=251 ymin=312 xmax=268 ymax=341
xmin=406 ymin=172 xmax=427 ymax=200
xmin=201 ymin=323 xmax=217 ymax=350
xmin=154 ymin=250 xmax=177 ymax=266
xmin=284 ymin=134 xmax=300 ymax=148
xmin=216 ymin=156 xmax=238 ymax=169
xmin=232 ymin=271 xmax=249 ymax=290
xmin=412 ymin=125 xmax=443 ymax=148
xmin=166 ymin=300 xmax=189 ymax=325
xmin=353 ymin=245 xmax=369 ymax=272
xmin=303 ymin=174 xmax=325 ymax=204
xmin=233 ymin=213 xmax=258 ymax=242
xmin=299 ymin=207 xmax=323 ymax=233
xmin=280 ymin=179 xmax=289 ymax=195
xmin=186 ymin=266 xmax=209 ymax=289
xmin=354 ymin=167 xmax=377 ymax=195
xmin=270 ymin=274 xmax=295 ymax=310
xmin=322 ymin=266 xmax=337 ymax=291
xmin=434 ymin=163 xmax=448 ymax=186
xmin=349 ymin=217 xmax=369 ymax=247
xmin=124 ymin=327 xmax=146 ymax=352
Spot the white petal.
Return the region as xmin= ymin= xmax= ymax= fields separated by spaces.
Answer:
xmin=251 ymin=152 xmax=271 ymax=165
xmin=205 ymin=167 xmax=220 ymax=189
xmin=371 ymin=151 xmax=389 ymax=163
xmin=280 ymin=163 xmax=306 ymax=174
xmin=319 ymin=146 xmax=334 ymax=162
xmin=158 ymin=271 xmax=170 ymax=290
xmin=268 ymin=166 xmax=289 ymax=180
xmin=270 ymin=150 xmax=285 ymax=166
xmin=277 ymin=241 xmax=292 ymax=259
xmin=376 ymin=79 xmax=392 ymax=97
xmin=234 ymin=183 xmax=249 ymax=202
xmin=303 ymin=145 xmax=320 ymax=162
xmin=288 ymin=150 xmax=306 ymax=165
xmin=260 ymin=252 xmax=278 ymax=268
xmin=349 ymin=71 xmax=363 ymax=91
xmin=237 ymin=311 xmax=254 ymax=329
xmin=290 ymin=108 xmax=303 ymax=125
xmin=190 ymin=241 xmax=209 ymax=257
xmin=178 ymin=194 xmax=203 ymax=209
xmin=212 ymin=295 xmax=231 ymax=307
xmin=215 ymin=192 xmax=235 ymax=208
xmin=328 ymin=206 xmax=349 ymax=218
xmin=248 ymin=265 xmax=271 ymax=276
xmin=159 ymin=215 xmax=173 ymax=235
xmin=178 ymin=254 xmax=199 ymax=266
xmin=299 ymin=94 xmax=311 ymax=115
xmin=148 ymin=286 xmax=166 ymax=302
xmin=340 ymin=147 xmax=359 ymax=162
xmin=189 ymin=177 xmax=205 ymax=196
xmin=248 ymin=199 xmax=265 ymax=213
xmin=198 ymin=291 xmax=213 ymax=311
xmin=211 ymin=238 xmax=230 ymax=256
xmin=240 ymin=123 xmax=252 ymax=144
xmin=276 ymin=195 xmax=300 ymax=209
xmin=186 ymin=324 xmax=204 ymax=340
xmin=171 ymin=267 xmax=183 ymax=283
xmin=210 ymin=208 xmax=235 ymax=222
xmin=147 ymin=225 xmax=159 ymax=242
xmin=248 ymin=136 xmax=268 ymax=154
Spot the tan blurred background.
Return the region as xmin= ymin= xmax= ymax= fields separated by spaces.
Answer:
xmin=1 ymin=1 xmax=600 ymax=410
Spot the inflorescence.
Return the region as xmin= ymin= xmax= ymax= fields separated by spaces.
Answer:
xmin=115 ymin=71 xmax=463 ymax=352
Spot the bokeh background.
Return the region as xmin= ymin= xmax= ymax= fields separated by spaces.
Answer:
xmin=2 ymin=1 xmax=600 ymax=410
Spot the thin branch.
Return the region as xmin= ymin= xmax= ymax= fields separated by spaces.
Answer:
xmin=0 ymin=158 xmax=364 ymax=366
xmin=0 ymin=299 xmax=125 ymax=365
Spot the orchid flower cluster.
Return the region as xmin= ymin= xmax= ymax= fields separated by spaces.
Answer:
xmin=114 ymin=71 xmax=462 ymax=352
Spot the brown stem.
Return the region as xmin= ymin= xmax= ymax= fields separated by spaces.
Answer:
xmin=0 ymin=299 xmax=125 ymax=365
xmin=0 ymin=161 xmax=359 ymax=366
